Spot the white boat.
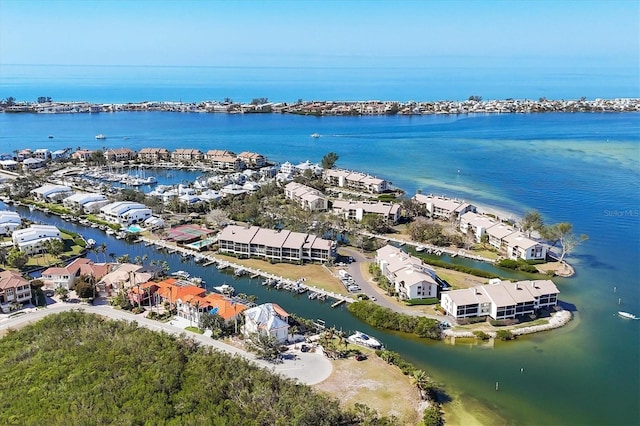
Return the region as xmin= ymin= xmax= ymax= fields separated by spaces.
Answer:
xmin=347 ymin=331 xmax=383 ymax=349
xmin=618 ymin=311 xmax=638 ymax=320
xmin=86 ymin=238 xmax=96 ymax=248
xmin=416 ymin=245 xmax=425 ymax=252
xmin=310 ymin=133 xmax=320 ymax=138
xmin=95 ymin=134 xmax=106 ymax=140
xmin=190 ymin=277 xmax=205 ymax=286
xmin=171 ymin=270 xmax=190 ymax=279
xmin=213 ymin=284 xmax=235 ymax=295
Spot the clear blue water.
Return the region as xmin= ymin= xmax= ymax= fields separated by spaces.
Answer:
xmin=127 ymin=225 xmax=142 ymax=233
xmin=1 ymin=64 xmax=638 ymax=103
xmin=1 ymin=64 xmax=639 ymax=424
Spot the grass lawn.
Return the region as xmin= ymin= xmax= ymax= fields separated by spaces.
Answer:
xmin=313 ymin=349 xmax=423 ymax=424
xmin=434 ymin=268 xmax=487 ymax=290
xmin=213 ymin=253 xmax=348 ymax=295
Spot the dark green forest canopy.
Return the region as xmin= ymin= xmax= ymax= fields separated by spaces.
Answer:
xmin=0 ymin=311 xmax=373 ymax=426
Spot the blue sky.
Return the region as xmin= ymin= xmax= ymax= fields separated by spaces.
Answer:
xmin=1 ymin=0 xmax=638 ymax=67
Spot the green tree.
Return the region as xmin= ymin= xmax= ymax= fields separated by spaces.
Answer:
xmin=541 ymin=222 xmax=588 ymax=263
xmin=244 ymin=332 xmax=281 ymax=361
xmin=7 ymin=248 xmax=28 ymax=269
xmin=520 ymin=209 xmax=544 ymax=237
xmin=361 ymin=214 xmax=389 ymax=233
xmin=321 ymin=152 xmax=339 ymax=169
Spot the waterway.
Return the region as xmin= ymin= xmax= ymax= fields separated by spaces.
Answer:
xmin=1 ymin=111 xmax=638 ymax=425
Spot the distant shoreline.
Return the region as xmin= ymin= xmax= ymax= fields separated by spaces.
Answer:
xmin=1 ymin=97 xmax=639 ymax=115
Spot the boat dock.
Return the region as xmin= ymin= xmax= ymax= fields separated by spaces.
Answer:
xmin=139 ymin=236 xmax=355 ymax=306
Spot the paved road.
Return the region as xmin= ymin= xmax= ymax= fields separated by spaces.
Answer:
xmin=0 ymin=302 xmax=333 ymax=386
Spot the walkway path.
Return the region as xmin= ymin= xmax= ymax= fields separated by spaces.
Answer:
xmin=0 ymin=302 xmax=333 ymax=385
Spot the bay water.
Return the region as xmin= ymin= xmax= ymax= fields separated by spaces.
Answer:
xmin=0 ymin=65 xmax=638 ymax=424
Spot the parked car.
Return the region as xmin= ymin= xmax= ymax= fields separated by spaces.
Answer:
xmin=355 ymin=354 xmax=367 ymax=361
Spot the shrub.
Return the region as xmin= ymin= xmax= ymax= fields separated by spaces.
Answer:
xmin=348 ymin=301 xmax=441 ymax=340
xmin=405 ymin=298 xmax=439 ymax=306
xmin=473 ymin=330 xmax=490 ymax=340
xmin=496 ymin=330 xmax=515 ymax=341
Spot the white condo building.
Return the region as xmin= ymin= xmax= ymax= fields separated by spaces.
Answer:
xmin=375 ymin=245 xmax=441 ymax=300
xmin=0 ymin=210 xmax=21 ymax=235
xmin=100 ymin=202 xmax=152 ymax=226
xmin=12 ymin=224 xmax=61 ymax=254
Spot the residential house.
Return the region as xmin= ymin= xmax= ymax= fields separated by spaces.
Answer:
xmin=0 ymin=271 xmax=32 ymax=311
xmin=138 ymin=148 xmax=171 ymax=163
xmin=12 ymin=224 xmax=61 ymax=254
xmin=0 ymin=210 xmax=21 ymax=235
xmin=332 ymin=200 xmax=400 ymax=223
xmin=16 ymin=149 xmax=32 ymax=161
xmin=375 ymin=245 xmax=441 ymax=300
xmin=31 ymin=184 xmax=73 ymax=203
xmin=51 ymin=149 xmax=69 ymax=161
xmin=237 ymin=151 xmax=266 ymax=168
xmin=0 ymin=159 xmax=19 ymax=171
xmin=172 ymin=148 xmax=203 ymax=163
xmin=217 ymin=225 xmax=336 ymax=263
xmin=22 ymin=157 xmax=46 ymax=170
xmin=63 ymin=192 xmax=109 ymax=213
xmin=440 ymin=279 xmax=559 ymax=320
xmin=33 ymin=148 xmax=51 ymax=160
xmin=279 ymin=161 xmax=295 ymax=176
xmin=284 ymin=182 xmax=328 ymax=211
xmin=41 ymin=258 xmax=113 ymax=292
xmin=100 ymin=201 xmax=152 ymax=226
xmin=71 ymin=149 xmax=94 ymax=162
xmin=98 ymin=263 xmax=158 ymax=296
xmin=243 ymin=303 xmax=290 ymax=343
xmin=412 ymin=194 xmax=476 ymax=221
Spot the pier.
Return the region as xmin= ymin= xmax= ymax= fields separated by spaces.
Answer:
xmin=139 ymin=236 xmax=355 ymax=306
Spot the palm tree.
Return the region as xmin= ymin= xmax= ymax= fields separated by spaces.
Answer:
xmin=411 ymin=369 xmax=433 ymax=401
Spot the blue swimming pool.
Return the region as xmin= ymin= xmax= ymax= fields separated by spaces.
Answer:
xmin=127 ymin=224 xmax=143 ymax=233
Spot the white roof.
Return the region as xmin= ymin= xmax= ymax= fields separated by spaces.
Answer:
xmin=244 ymin=303 xmax=289 ymax=332
xmin=100 ymin=201 xmax=149 ymax=216
xmin=64 ymin=192 xmax=107 ymax=205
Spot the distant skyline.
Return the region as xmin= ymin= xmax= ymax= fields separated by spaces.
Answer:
xmin=1 ymin=0 xmax=638 ymax=68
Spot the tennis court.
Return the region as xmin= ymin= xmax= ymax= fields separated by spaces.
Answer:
xmin=165 ymin=224 xmax=216 ymax=244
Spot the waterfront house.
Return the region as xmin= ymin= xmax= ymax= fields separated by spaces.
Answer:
xmin=41 ymin=258 xmax=113 ymax=292
xmin=238 ymin=151 xmax=266 ymax=168
xmin=243 ymin=303 xmax=290 ymax=343
xmin=17 ymin=149 xmax=32 ymax=161
xmin=284 ymin=182 xmax=328 ymax=211
xmin=100 ymin=201 xmax=152 ymax=226
xmin=11 ymin=224 xmax=61 ymax=255
xmin=172 ymin=148 xmax=203 ymax=163
xmin=99 ymin=263 xmax=157 ymax=296
xmin=0 ymin=210 xmax=21 ymax=235
xmin=0 ymin=271 xmax=32 ymax=312
xmin=412 ymin=194 xmax=476 ymax=221
xmin=33 ymin=148 xmax=51 ymax=160
xmin=323 ymin=168 xmax=389 ymax=193
xmin=0 ymin=159 xmax=19 ymax=171
xmin=51 ymin=149 xmax=69 ymax=161
xmin=217 ymin=225 xmax=336 ymax=263
xmin=71 ymin=149 xmax=94 ymax=162
xmin=332 ymin=200 xmax=400 ymax=223
xmin=279 ymin=161 xmax=295 ymax=176
xmin=105 ymin=148 xmax=136 ymax=162
xmin=375 ymin=245 xmax=440 ymax=300
xmin=205 ymin=150 xmax=243 ymax=171
xmin=22 ymin=157 xmax=46 ymax=170
xmin=440 ymin=279 xmax=559 ymax=320
xmin=63 ymin=192 xmax=109 ymax=213
xmin=138 ymin=148 xmax=171 ymax=163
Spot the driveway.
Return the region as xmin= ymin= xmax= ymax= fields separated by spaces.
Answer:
xmin=0 ymin=302 xmax=333 ymax=386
